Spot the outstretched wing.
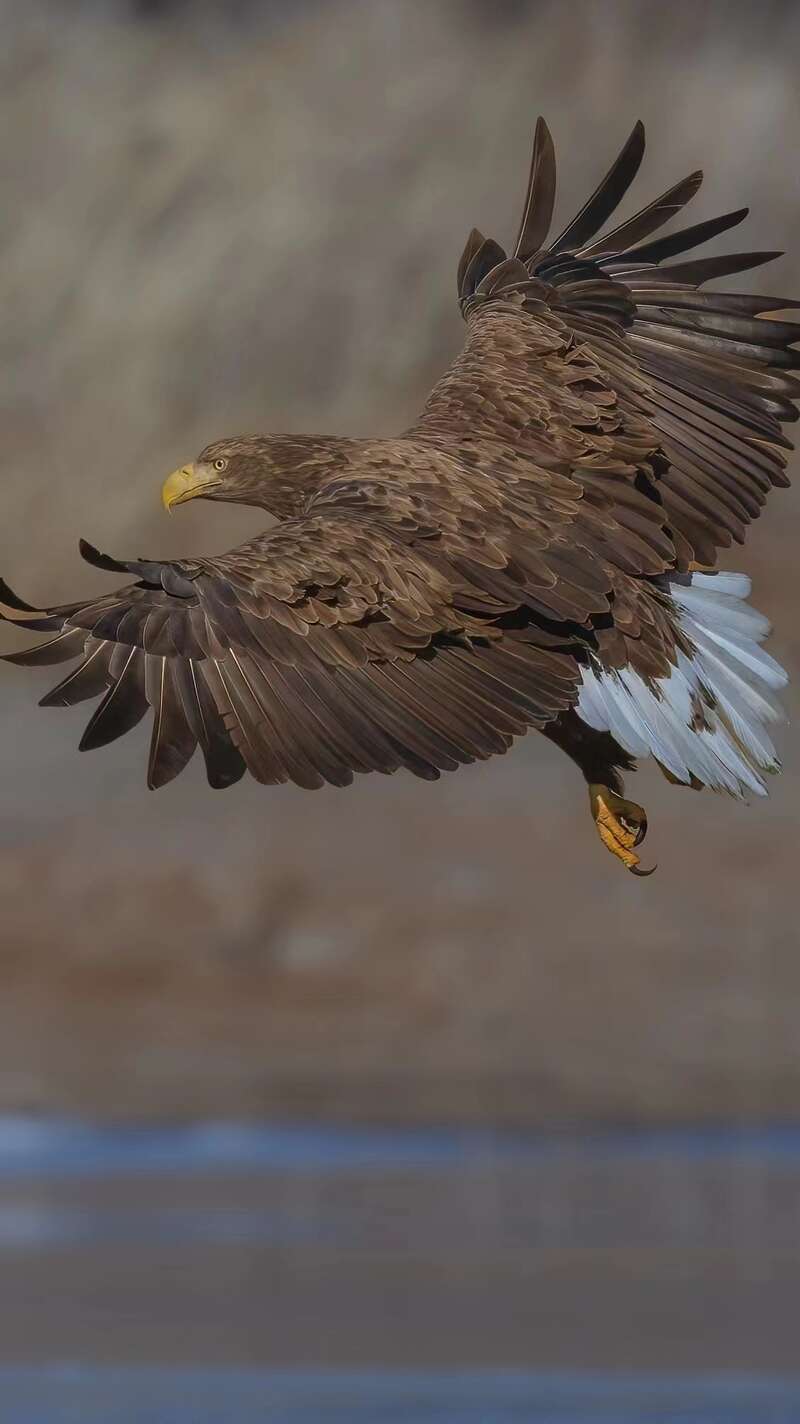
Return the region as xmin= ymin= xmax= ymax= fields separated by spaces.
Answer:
xmin=412 ymin=117 xmax=799 ymax=568
xmin=0 ymin=515 xmax=579 ymax=790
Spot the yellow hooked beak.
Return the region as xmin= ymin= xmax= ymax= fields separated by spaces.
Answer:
xmin=161 ymin=463 xmax=220 ymax=511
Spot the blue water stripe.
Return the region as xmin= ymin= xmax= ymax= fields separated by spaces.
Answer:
xmin=1 ymin=1366 xmax=799 ymax=1424
xmin=2 ymin=1116 xmax=800 ymax=1178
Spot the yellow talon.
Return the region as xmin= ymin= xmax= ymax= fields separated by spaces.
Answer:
xmin=589 ymin=784 xmax=656 ymax=877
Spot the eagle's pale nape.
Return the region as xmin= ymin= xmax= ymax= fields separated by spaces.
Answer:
xmin=2 ymin=117 xmax=797 ymax=874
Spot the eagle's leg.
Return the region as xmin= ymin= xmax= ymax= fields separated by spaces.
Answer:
xmin=542 ymin=711 xmax=655 ymax=876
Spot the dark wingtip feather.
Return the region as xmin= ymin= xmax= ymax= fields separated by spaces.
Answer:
xmin=206 ymin=757 xmax=247 ymax=790
xmin=1 ymin=627 xmax=86 ymax=667
xmin=0 ymin=575 xmax=61 ymax=630
xmin=513 ymin=116 xmax=557 ymax=262
xmin=79 ymin=538 xmax=131 ymax=574
xmin=0 ymin=577 xmax=40 ymax=614
xmin=78 ymin=650 xmax=149 ymax=751
xmin=39 ymin=643 xmax=112 ymax=708
xmin=145 ymin=658 xmax=198 ymax=790
xmin=578 ymin=169 xmax=704 ymax=260
xmin=457 ymin=228 xmax=486 ymax=298
xmin=625 ymin=206 xmax=749 ymax=267
xmin=460 ymin=238 xmax=508 ymax=299
xmin=551 ymin=119 xmax=646 ymax=255
xmin=632 ymin=250 xmax=784 ymax=288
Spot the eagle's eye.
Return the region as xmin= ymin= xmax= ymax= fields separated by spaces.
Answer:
xmin=213 ymin=458 xmax=227 ymax=472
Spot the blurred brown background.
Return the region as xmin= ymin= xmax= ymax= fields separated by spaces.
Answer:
xmin=1 ymin=0 xmax=799 ymax=1128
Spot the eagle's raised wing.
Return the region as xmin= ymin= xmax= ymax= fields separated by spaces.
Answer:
xmin=412 ymin=118 xmax=799 ymax=569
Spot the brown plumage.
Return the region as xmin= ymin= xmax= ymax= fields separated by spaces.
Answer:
xmin=3 ymin=119 xmax=797 ymax=871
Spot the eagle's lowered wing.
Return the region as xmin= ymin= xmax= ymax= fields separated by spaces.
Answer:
xmin=0 ymin=510 xmax=579 ymax=791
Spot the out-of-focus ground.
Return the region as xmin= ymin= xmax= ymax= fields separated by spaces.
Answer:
xmin=1 ymin=1118 xmax=799 ymax=1381
xmin=1 ymin=0 xmax=800 ymax=1126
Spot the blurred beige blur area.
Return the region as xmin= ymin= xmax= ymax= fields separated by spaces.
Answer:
xmin=1 ymin=0 xmax=799 ymax=1127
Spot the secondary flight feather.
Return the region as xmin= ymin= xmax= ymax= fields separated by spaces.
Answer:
xmin=3 ymin=118 xmax=797 ymax=873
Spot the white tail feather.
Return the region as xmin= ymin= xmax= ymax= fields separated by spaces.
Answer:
xmin=576 ymin=572 xmax=787 ymax=797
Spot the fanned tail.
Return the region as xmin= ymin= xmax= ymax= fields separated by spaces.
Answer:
xmin=576 ymin=570 xmax=787 ymax=799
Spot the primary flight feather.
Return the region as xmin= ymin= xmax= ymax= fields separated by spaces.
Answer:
xmin=3 ymin=118 xmax=797 ymax=873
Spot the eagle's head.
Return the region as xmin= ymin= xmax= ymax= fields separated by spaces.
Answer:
xmin=161 ymin=433 xmax=353 ymax=519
